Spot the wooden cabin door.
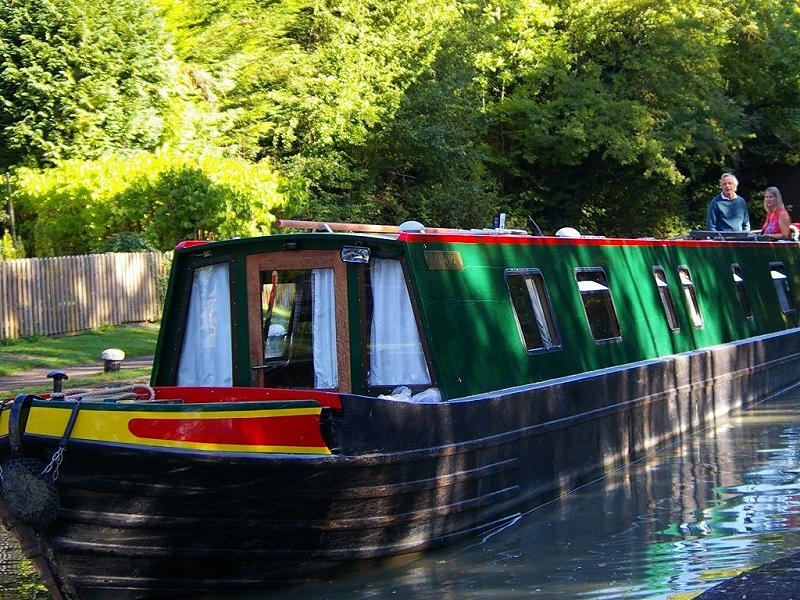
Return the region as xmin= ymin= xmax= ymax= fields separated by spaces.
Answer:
xmin=246 ymin=251 xmax=351 ymax=391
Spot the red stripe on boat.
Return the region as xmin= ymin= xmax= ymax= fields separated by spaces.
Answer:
xmin=398 ymin=232 xmax=787 ymax=248
xmin=175 ymin=240 xmax=212 ymax=250
xmin=128 ymin=415 xmax=328 ymax=448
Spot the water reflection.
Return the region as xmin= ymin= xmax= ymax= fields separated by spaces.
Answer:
xmin=254 ymin=392 xmax=800 ymax=600
xmin=6 ymin=392 xmax=800 ymax=599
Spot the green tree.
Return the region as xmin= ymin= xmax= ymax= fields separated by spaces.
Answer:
xmin=157 ymin=0 xmax=502 ymax=228
xmin=478 ymin=0 xmax=751 ymax=236
xmin=253 ymin=1 xmax=486 ymax=226
xmin=719 ymin=0 xmax=800 ymax=216
xmin=8 ymin=0 xmax=797 ymax=242
xmin=0 ymin=0 xmax=172 ymax=168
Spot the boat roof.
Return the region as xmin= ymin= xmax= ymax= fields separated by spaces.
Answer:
xmin=173 ymin=220 xmax=800 ymax=253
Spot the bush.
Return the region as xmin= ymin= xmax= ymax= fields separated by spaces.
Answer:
xmin=11 ymin=149 xmax=288 ymax=255
xmin=99 ymin=232 xmax=154 ymax=253
xmin=0 ymin=230 xmax=25 ymax=259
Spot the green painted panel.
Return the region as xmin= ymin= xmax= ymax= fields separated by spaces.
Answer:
xmin=405 ymin=239 xmax=800 ymax=399
xmin=346 ymin=264 xmax=366 ymax=394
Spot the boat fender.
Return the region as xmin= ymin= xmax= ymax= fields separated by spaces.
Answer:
xmin=0 ymin=456 xmax=60 ymax=529
xmin=1 ymin=394 xmax=60 ymax=528
xmin=0 ymin=394 xmax=82 ymax=529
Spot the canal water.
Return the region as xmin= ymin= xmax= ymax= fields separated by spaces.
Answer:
xmin=5 ymin=389 xmax=800 ymax=599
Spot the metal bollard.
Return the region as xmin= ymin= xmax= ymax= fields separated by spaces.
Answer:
xmin=101 ymin=348 xmax=125 ymax=373
xmin=46 ymin=371 xmax=69 ymax=393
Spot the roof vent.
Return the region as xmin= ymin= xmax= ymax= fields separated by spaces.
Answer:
xmin=398 ymin=221 xmax=426 ymax=233
xmin=555 ymin=227 xmax=581 ymax=238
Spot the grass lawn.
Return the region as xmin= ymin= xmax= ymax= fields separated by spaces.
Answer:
xmin=0 ymin=323 xmax=160 ymax=376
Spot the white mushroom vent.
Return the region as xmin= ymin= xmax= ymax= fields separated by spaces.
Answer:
xmin=102 ymin=348 xmax=125 ymax=362
xmin=555 ymin=227 xmax=581 ymax=238
xmin=398 ymin=220 xmax=425 ymax=233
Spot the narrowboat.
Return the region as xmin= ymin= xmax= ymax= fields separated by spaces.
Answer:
xmin=2 ymin=219 xmax=800 ymax=600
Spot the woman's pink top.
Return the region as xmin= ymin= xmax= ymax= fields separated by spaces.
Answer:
xmin=762 ymin=208 xmax=790 ymax=234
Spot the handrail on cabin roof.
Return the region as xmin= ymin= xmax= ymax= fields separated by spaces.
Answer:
xmin=274 ymin=219 xmax=468 ymax=235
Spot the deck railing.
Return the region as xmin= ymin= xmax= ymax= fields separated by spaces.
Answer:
xmin=0 ymin=252 xmax=171 ymax=340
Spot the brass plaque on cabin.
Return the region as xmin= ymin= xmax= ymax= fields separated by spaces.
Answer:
xmin=424 ymin=251 xmax=464 ymax=271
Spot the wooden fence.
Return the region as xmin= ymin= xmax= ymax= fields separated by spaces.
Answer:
xmin=0 ymin=252 xmax=172 ymax=340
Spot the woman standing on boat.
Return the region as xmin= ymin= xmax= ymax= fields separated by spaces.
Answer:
xmin=760 ymin=186 xmax=791 ymax=240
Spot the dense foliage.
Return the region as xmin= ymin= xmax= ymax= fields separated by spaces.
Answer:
xmin=11 ymin=150 xmax=286 ymax=256
xmin=0 ymin=0 xmax=172 ymax=168
xmin=2 ymin=0 xmax=800 ymax=254
xmin=154 ymin=0 xmax=800 ymax=236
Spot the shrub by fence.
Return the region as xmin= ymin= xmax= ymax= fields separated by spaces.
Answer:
xmin=0 ymin=252 xmax=171 ymax=340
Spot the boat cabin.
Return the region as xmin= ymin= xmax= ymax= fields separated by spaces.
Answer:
xmin=152 ymin=221 xmax=800 ymax=402
xmin=154 ymin=226 xmax=438 ymax=400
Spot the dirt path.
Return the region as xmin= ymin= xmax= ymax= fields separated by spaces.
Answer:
xmin=0 ymin=356 xmax=153 ymax=392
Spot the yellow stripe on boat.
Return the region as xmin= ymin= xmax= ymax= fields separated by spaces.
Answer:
xmin=20 ymin=405 xmax=331 ymax=455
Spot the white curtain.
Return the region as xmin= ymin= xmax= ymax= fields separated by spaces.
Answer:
xmin=177 ymin=263 xmax=233 ymax=386
xmin=368 ymin=259 xmax=431 ymax=386
xmin=312 ymin=269 xmax=338 ymax=389
xmin=525 ymin=277 xmax=552 ymax=348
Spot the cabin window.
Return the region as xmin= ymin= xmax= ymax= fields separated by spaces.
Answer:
xmin=259 ymin=268 xmax=337 ymax=388
xmin=505 ymin=269 xmax=561 ymax=352
xmin=731 ymin=264 xmax=754 ymax=320
xmin=678 ymin=266 xmax=704 ymax=329
xmin=652 ymin=266 xmax=679 ymax=332
xmin=574 ymin=268 xmax=622 ymax=342
xmin=177 ymin=262 xmax=233 ymax=386
xmin=247 ymin=250 xmax=350 ymax=391
xmin=770 ymin=262 xmax=794 ymax=314
xmin=367 ymin=258 xmax=431 ymax=386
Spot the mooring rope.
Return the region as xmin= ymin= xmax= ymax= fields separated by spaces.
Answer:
xmin=50 ymin=384 xmax=156 ymax=403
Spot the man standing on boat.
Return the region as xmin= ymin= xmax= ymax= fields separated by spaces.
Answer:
xmin=706 ymin=173 xmax=751 ymax=231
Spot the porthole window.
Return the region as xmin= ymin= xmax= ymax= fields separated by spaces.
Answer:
xmin=652 ymin=266 xmax=679 ymax=332
xmin=770 ymin=262 xmax=794 ymax=315
xmin=575 ymin=268 xmax=622 ymax=343
xmin=731 ymin=264 xmax=754 ymax=320
xmin=678 ymin=266 xmax=704 ymax=329
xmin=505 ymin=269 xmax=561 ymax=353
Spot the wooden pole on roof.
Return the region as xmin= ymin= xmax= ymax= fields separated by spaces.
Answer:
xmin=275 ymin=219 xmax=400 ymax=233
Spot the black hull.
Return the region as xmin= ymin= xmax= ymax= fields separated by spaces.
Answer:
xmin=4 ymin=329 xmax=800 ymax=599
